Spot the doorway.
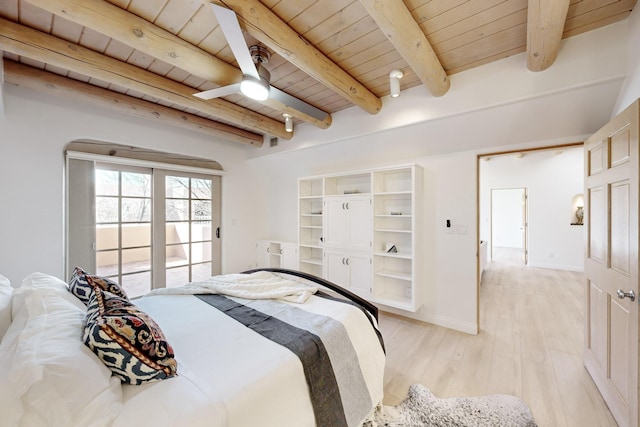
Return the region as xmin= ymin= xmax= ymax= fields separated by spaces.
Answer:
xmin=491 ymin=188 xmax=527 ymax=265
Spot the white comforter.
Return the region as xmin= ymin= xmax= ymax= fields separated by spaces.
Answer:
xmin=146 ymin=271 xmax=318 ymax=303
xmin=114 ymin=291 xmax=385 ymax=427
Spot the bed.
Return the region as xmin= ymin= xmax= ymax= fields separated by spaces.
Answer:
xmin=0 ymin=268 xmax=385 ymax=427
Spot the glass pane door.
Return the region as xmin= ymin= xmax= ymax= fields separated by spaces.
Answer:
xmin=165 ymin=175 xmax=215 ymax=287
xmin=95 ymin=166 xmax=152 ymax=298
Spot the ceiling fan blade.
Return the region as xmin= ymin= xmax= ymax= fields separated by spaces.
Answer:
xmin=210 ymin=4 xmax=260 ymax=80
xmin=194 ymin=83 xmax=242 ymax=100
xmin=269 ymin=87 xmax=330 ymax=122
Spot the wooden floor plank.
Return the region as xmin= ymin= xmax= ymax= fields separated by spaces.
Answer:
xmin=379 ymin=247 xmax=617 ymax=426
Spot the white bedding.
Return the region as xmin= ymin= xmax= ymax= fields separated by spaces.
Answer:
xmin=117 ymin=292 xmax=385 ymax=427
xmin=0 ymin=272 xmax=385 ymax=427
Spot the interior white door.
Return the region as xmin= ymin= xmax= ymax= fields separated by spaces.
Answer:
xmin=584 ymin=100 xmax=639 ymax=427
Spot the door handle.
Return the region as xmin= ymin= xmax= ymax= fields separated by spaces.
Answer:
xmin=345 ymin=258 xmax=349 ymax=266
xmin=216 ymin=227 xmax=220 ymax=238
xmin=616 ymin=289 xmax=636 ymax=302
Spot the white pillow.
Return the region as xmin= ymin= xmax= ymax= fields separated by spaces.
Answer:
xmin=0 ymin=274 xmax=12 ymax=340
xmin=0 ymin=281 xmax=123 ymax=426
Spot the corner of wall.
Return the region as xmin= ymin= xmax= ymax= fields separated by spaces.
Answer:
xmin=0 ymin=54 xmax=5 ymax=116
xmin=612 ymin=9 xmax=640 ymax=115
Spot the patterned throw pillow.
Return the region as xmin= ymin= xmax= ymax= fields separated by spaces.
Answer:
xmin=83 ymin=284 xmax=177 ymax=385
xmin=69 ymin=266 xmax=128 ymax=305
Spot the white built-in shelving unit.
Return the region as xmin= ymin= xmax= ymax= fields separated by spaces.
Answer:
xmin=297 ymin=165 xmax=422 ymax=312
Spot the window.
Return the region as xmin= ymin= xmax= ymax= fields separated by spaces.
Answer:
xmin=66 ymin=145 xmax=222 ymax=297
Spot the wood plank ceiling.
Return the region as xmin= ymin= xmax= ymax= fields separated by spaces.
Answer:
xmin=0 ymin=0 xmax=636 ymax=146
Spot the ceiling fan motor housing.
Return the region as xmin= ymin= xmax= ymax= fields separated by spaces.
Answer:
xmin=249 ymin=45 xmax=270 ymax=65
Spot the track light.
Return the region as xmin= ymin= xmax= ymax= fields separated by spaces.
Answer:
xmin=283 ymin=113 xmax=293 ymax=132
xmin=389 ymin=69 xmax=404 ymax=98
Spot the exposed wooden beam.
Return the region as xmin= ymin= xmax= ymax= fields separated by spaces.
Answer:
xmin=527 ymin=0 xmax=570 ymax=71
xmin=358 ymin=0 xmax=450 ymax=97
xmin=206 ymin=0 xmax=383 ymax=115
xmin=23 ymin=0 xmax=331 ymax=129
xmin=3 ymin=60 xmax=263 ymax=146
xmin=0 ymin=17 xmax=292 ymax=139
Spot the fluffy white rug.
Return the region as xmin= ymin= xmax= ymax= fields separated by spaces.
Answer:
xmin=365 ymin=384 xmax=537 ymax=426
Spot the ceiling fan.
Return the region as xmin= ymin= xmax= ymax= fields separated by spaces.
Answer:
xmin=194 ymin=4 xmax=328 ymax=123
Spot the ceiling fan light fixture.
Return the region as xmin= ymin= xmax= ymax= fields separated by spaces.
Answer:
xmin=389 ymin=69 xmax=404 ymax=98
xmin=240 ymin=75 xmax=270 ymax=101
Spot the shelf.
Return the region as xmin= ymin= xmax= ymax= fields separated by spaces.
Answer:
xmin=301 ymin=213 xmax=323 ymax=217
xmin=300 ymin=258 xmax=323 ymax=266
xmin=374 ymin=294 xmax=415 ymax=312
xmin=374 ymin=228 xmax=411 ymax=234
xmin=374 ymin=251 xmax=412 ymax=260
xmin=375 ymin=269 xmax=411 ymax=281
xmin=374 ymin=191 xmax=412 ymax=196
xmin=300 ymin=225 xmax=323 ymax=229
xmin=375 ymin=214 xmax=412 ymax=218
xmin=300 ymin=243 xmax=323 ymax=249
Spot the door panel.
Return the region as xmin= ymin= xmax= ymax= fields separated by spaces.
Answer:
xmin=324 ymin=197 xmax=349 ymax=248
xmin=584 ymin=100 xmax=639 ymax=427
xmin=588 ymin=281 xmax=607 ymax=369
xmin=347 ymin=253 xmax=372 ymax=299
xmin=610 ymin=181 xmax=630 ymax=275
xmin=610 ymin=300 xmax=630 ymax=400
xmin=588 ymin=187 xmax=605 ymax=263
xmin=347 ymin=196 xmax=372 ymax=252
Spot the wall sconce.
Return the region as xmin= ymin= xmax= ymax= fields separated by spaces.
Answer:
xmin=283 ymin=113 xmax=293 ymax=133
xmin=389 ymin=69 xmax=404 ymax=98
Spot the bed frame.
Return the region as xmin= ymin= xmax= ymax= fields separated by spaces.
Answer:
xmin=242 ymin=268 xmax=378 ymax=321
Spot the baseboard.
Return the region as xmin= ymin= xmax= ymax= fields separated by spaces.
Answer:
xmin=527 ymin=262 xmax=584 ymax=272
xmin=379 ymin=304 xmax=478 ymax=335
xmin=421 ymin=313 xmax=478 ymax=335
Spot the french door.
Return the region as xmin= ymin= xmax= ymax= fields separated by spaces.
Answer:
xmin=68 ymin=159 xmax=221 ymax=298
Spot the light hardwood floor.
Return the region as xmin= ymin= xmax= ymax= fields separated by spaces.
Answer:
xmin=378 ymin=248 xmax=618 ymax=427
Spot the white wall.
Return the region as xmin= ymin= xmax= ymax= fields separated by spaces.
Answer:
xmin=250 ymin=142 xmax=479 ymax=333
xmin=613 ymin=6 xmax=640 ymax=115
xmin=480 ymin=147 xmax=584 ymax=271
xmin=0 ymin=84 xmax=264 ymax=285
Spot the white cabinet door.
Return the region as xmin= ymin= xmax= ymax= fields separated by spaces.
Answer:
xmin=347 ymin=196 xmax=372 ymax=251
xmin=324 ymin=195 xmax=371 ymax=251
xmin=346 ymin=252 xmax=372 ymax=299
xmin=324 ymin=197 xmax=350 ymax=248
xmin=281 ymin=243 xmax=299 ymax=270
xmin=324 ymin=250 xmax=350 ymax=289
xmin=324 ymin=249 xmax=372 ymax=299
xmin=255 ymin=240 xmax=270 ymax=268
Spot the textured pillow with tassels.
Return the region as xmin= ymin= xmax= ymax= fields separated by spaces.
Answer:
xmin=83 ymin=284 xmax=177 ymax=385
xmin=69 ymin=266 xmax=128 ymax=305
